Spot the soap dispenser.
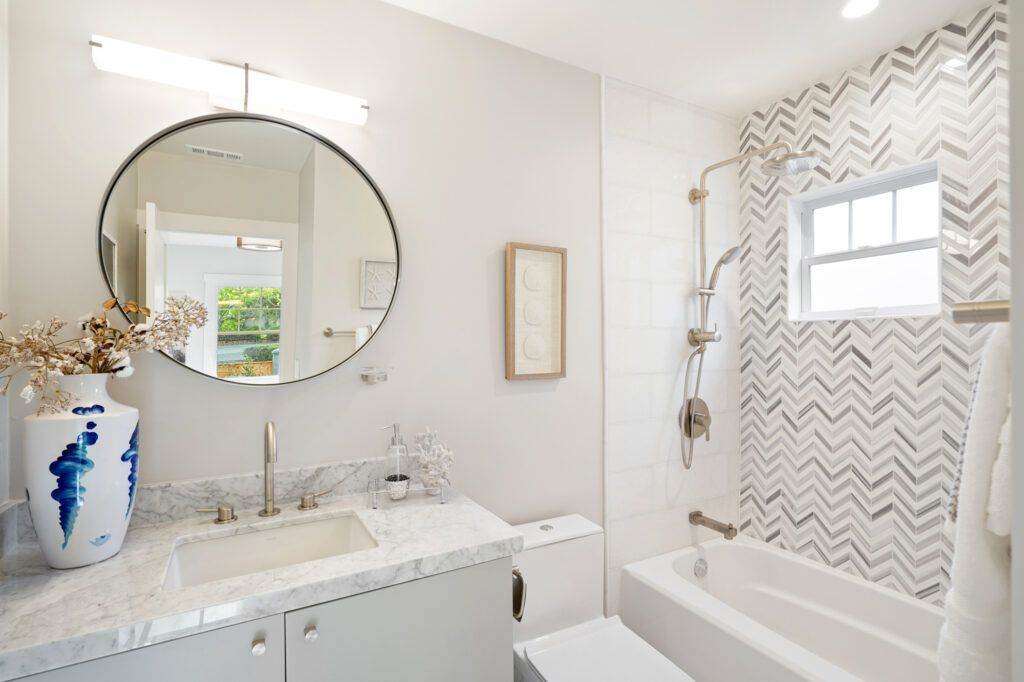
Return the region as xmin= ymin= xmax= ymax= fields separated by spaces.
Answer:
xmin=382 ymin=423 xmax=410 ymax=500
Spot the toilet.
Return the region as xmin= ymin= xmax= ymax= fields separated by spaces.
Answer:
xmin=512 ymin=515 xmax=693 ymax=682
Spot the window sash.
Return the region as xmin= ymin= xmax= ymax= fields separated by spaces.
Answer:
xmin=799 ymin=237 xmax=939 ymax=317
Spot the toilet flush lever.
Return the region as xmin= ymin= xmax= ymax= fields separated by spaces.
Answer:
xmin=512 ymin=566 xmax=527 ymax=622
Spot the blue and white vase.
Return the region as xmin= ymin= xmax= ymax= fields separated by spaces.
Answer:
xmin=23 ymin=373 xmax=139 ymax=569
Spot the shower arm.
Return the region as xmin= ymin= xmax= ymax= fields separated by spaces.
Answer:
xmin=689 ymin=141 xmax=793 ymax=334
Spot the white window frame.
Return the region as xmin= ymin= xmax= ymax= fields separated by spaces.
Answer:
xmin=787 ymin=161 xmax=941 ymax=321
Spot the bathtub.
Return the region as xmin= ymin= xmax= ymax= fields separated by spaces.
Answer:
xmin=620 ymin=536 xmax=943 ymax=681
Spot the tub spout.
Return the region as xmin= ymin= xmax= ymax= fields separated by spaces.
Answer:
xmin=690 ymin=511 xmax=737 ymax=540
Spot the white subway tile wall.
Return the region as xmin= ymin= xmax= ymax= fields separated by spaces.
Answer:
xmin=602 ymin=79 xmax=740 ymax=613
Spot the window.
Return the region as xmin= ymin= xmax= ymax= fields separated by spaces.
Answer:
xmin=215 ymin=286 xmax=281 ymax=379
xmin=789 ymin=163 xmax=940 ymax=320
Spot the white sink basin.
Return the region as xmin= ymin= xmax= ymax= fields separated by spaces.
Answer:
xmin=163 ymin=514 xmax=377 ymax=589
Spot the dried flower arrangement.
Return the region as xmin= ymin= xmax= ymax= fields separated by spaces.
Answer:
xmin=0 ymin=297 xmax=207 ymax=413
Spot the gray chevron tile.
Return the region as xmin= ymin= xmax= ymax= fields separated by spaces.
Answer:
xmin=737 ymin=2 xmax=1007 ymax=606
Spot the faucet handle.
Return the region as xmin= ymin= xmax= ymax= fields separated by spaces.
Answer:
xmin=298 ymin=490 xmax=330 ymax=511
xmin=197 ymin=504 xmax=237 ymax=524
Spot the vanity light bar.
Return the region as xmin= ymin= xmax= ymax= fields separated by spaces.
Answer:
xmin=90 ymin=35 xmax=368 ymax=126
xmin=246 ymin=71 xmax=369 ymax=126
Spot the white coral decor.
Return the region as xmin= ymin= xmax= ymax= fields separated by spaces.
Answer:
xmin=414 ymin=427 xmax=454 ymax=493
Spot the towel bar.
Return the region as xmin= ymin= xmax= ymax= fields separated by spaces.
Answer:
xmin=323 ymin=324 xmax=374 ymax=338
xmin=951 ymin=299 xmax=1009 ymax=324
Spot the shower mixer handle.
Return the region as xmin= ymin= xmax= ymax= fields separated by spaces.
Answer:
xmin=688 ymin=325 xmax=721 ymax=347
xmin=694 ymin=411 xmax=711 ymax=441
xmin=683 ymin=397 xmax=711 ymax=441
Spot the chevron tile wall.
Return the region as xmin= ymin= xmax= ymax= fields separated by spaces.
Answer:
xmin=737 ymin=1 xmax=1009 ymax=605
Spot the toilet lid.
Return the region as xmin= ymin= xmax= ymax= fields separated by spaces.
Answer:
xmin=524 ymin=617 xmax=693 ymax=682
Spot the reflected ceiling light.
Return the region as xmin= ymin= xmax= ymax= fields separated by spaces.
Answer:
xmin=841 ymin=0 xmax=879 ymax=19
xmin=943 ymin=56 xmax=967 ymax=70
xmin=236 ymin=237 xmax=283 ymax=252
xmin=90 ymin=35 xmax=368 ymax=125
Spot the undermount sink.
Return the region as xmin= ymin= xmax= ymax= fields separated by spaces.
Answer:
xmin=163 ymin=514 xmax=377 ymax=589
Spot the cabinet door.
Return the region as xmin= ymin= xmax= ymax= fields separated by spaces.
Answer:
xmin=20 ymin=614 xmax=284 ymax=682
xmin=286 ymin=558 xmax=512 ymax=682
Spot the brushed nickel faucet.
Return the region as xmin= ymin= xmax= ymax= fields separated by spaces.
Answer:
xmin=689 ymin=510 xmax=737 ymax=540
xmin=259 ymin=421 xmax=280 ymax=517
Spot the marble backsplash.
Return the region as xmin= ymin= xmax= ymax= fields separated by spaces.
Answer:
xmin=1 ymin=452 xmax=421 ymax=552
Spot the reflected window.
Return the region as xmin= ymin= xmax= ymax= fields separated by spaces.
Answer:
xmin=216 ymin=286 xmax=281 ymax=379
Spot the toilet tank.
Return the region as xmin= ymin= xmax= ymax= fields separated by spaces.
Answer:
xmin=512 ymin=514 xmax=604 ymax=643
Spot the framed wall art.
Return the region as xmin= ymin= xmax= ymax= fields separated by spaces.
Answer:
xmin=505 ymin=242 xmax=566 ymax=380
xmin=360 ymin=258 xmax=397 ymax=309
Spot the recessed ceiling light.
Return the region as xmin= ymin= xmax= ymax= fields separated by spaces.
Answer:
xmin=236 ymin=236 xmax=283 ymax=252
xmin=842 ymin=0 xmax=879 ymax=19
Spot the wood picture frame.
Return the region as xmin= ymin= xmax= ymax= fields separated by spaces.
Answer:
xmin=505 ymin=242 xmax=567 ymax=380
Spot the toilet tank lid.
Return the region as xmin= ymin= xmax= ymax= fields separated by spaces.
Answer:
xmin=514 ymin=514 xmax=603 ymax=551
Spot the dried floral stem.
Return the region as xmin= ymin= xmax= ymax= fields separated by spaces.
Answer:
xmin=0 ymin=297 xmax=207 ymax=413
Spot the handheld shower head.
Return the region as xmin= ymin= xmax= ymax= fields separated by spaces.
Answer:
xmin=708 ymin=246 xmax=740 ymax=290
xmin=761 ymin=149 xmax=821 ymax=177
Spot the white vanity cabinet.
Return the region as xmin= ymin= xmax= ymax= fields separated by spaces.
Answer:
xmin=21 ymin=614 xmax=284 ymax=682
xmin=18 ymin=558 xmax=511 ymax=681
xmin=285 ymin=557 xmax=511 ymax=681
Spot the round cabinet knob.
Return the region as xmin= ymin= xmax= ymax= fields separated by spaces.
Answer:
xmin=304 ymin=625 xmax=319 ymax=642
xmin=251 ymin=638 xmax=267 ymax=657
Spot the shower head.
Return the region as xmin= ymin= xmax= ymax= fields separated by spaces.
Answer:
xmin=761 ymin=150 xmax=821 ymax=177
xmin=707 ymin=246 xmax=740 ymax=290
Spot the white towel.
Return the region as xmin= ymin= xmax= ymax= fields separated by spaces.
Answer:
xmin=354 ymin=324 xmax=372 ymax=347
xmin=985 ymin=397 xmax=1012 ymax=537
xmin=937 ymin=324 xmax=1011 ymax=682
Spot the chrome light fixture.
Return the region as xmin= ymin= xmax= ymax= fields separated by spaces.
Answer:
xmin=90 ymin=35 xmax=369 ymax=125
xmin=236 ymin=237 xmax=283 ymax=252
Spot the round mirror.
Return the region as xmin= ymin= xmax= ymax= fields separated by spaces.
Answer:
xmin=98 ymin=114 xmax=399 ymax=385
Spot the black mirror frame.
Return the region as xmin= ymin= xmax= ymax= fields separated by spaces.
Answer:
xmin=95 ymin=112 xmax=401 ymax=387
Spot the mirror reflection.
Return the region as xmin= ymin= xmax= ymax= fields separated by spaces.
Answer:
xmin=99 ymin=117 xmax=398 ymax=384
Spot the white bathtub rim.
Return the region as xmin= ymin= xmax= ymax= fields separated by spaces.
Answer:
xmin=623 ymin=542 xmax=859 ymax=682
xmin=719 ymin=536 xmax=943 ymax=616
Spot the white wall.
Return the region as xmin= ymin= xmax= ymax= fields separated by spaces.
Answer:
xmin=139 ymin=151 xmax=299 ymax=223
xmin=296 ymin=149 xmax=316 ymax=369
xmin=1008 ymin=0 xmax=1022 ymax=675
xmin=101 ymin=163 xmax=139 ymax=301
xmin=0 ymin=0 xmax=9 ymax=503
xmin=304 ymin=144 xmax=394 ymax=369
xmin=6 ymin=0 xmax=603 ymax=525
xmin=602 ymin=79 xmax=740 ymax=613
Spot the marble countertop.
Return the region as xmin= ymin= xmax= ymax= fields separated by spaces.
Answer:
xmin=0 ymin=491 xmax=522 ymax=680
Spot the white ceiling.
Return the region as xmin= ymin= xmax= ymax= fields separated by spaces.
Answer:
xmin=153 ymin=120 xmax=314 ymax=173
xmin=379 ymin=0 xmax=991 ymax=116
